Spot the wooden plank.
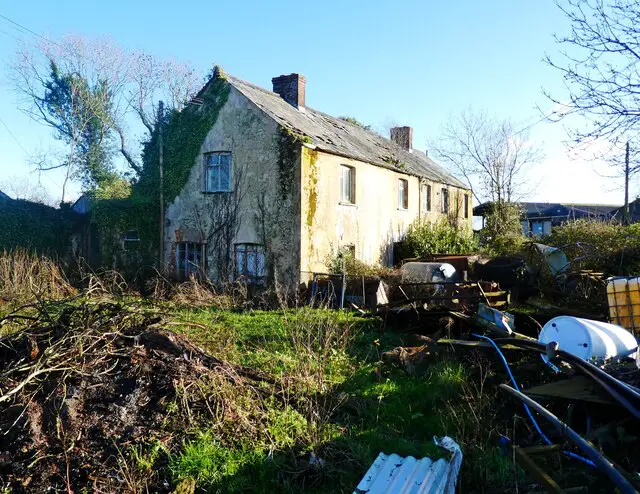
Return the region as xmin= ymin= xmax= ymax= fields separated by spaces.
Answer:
xmin=524 ymin=376 xmax=614 ymax=405
xmin=522 ymin=444 xmax=564 ymax=456
xmin=513 ymin=446 xmax=564 ymax=494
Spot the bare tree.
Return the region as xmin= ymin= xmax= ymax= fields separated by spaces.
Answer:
xmin=546 ymin=0 xmax=640 ymax=149
xmin=430 ymin=109 xmax=542 ymax=204
xmin=11 ymin=34 xmax=202 ymax=187
xmin=189 ymin=168 xmax=246 ymax=282
xmin=0 ymin=176 xmax=56 ymax=206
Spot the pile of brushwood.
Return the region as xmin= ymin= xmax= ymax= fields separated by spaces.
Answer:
xmin=0 ymin=301 xmax=277 ymax=493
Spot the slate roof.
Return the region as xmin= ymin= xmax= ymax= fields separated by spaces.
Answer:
xmin=223 ymin=75 xmax=467 ymax=189
xmin=474 ymin=201 xmax=621 ymax=219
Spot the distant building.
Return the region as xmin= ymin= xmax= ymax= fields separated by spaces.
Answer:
xmin=473 ymin=202 xmax=621 ymax=237
xmin=610 ymin=198 xmax=640 ymax=223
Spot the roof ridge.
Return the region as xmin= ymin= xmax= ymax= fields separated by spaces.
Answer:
xmin=223 ymin=72 xmax=467 ymax=189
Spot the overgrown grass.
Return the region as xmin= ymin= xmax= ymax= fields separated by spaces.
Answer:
xmin=0 ymin=248 xmax=74 ymax=302
xmin=168 ymin=306 xmax=518 ymax=493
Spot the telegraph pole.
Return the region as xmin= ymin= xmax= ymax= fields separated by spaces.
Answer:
xmin=158 ymin=101 xmax=165 ymax=272
xmin=624 ymin=141 xmax=630 ymax=225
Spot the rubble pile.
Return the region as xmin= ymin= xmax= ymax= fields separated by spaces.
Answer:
xmin=0 ymin=302 xmax=270 ymax=492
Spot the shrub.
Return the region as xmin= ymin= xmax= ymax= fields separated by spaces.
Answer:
xmin=403 ymin=218 xmax=477 ymax=258
xmin=325 ymin=249 xmax=393 ymax=278
xmin=545 ymin=219 xmax=640 ymax=275
xmin=479 ymin=202 xmax=525 ymax=255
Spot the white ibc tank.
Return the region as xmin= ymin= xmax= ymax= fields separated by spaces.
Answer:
xmin=539 ymin=316 xmax=638 ymax=361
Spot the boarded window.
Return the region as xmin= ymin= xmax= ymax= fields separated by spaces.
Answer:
xmin=398 ymin=179 xmax=408 ymax=209
xmin=441 ymin=188 xmax=449 ymax=214
xmin=464 ymin=194 xmax=470 ymax=218
xmin=421 ymin=183 xmax=431 ymax=212
xmin=340 ymin=165 xmax=356 ymax=203
xmin=204 ymin=152 xmax=232 ymax=192
xmin=176 ymin=242 xmax=203 ymax=280
xmin=235 ymin=243 xmax=266 ymax=283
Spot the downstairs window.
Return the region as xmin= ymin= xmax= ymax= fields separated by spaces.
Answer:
xmin=235 ymin=243 xmax=266 ymax=283
xmin=176 ymin=242 xmax=203 ymax=280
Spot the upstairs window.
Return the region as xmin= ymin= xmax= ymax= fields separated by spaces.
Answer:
xmin=441 ymin=188 xmax=449 ymax=214
xmin=340 ymin=165 xmax=356 ymax=204
xmin=176 ymin=242 xmax=203 ymax=280
xmin=464 ymin=194 xmax=470 ymax=219
xmin=204 ymin=152 xmax=232 ymax=192
xmin=398 ymin=179 xmax=408 ymax=210
xmin=235 ymin=243 xmax=266 ymax=283
xmin=421 ymin=183 xmax=431 ymax=212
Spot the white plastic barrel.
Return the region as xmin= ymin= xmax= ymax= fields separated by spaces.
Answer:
xmin=539 ymin=316 xmax=638 ymax=362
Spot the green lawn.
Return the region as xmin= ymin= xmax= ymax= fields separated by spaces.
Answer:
xmin=162 ymin=306 xmax=517 ymax=493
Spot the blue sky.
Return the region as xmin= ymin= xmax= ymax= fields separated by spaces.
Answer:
xmin=0 ymin=0 xmax=631 ymax=204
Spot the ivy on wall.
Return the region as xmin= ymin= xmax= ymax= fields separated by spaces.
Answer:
xmin=277 ymin=127 xmax=308 ymax=200
xmin=0 ymin=200 xmax=72 ymax=255
xmin=91 ymin=71 xmax=231 ymax=268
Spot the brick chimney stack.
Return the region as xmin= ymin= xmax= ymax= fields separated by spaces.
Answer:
xmin=272 ymin=74 xmax=306 ymax=110
xmin=390 ymin=126 xmax=413 ymax=150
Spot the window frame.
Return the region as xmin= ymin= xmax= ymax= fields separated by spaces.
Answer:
xmin=398 ymin=178 xmax=409 ymax=210
xmin=339 ymin=165 xmax=356 ymax=204
xmin=464 ymin=194 xmax=469 ymax=219
xmin=204 ymin=151 xmax=232 ymax=193
xmin=175 ymin=241 xmax=204 ymax=280
xmin=421 ymin=183 xmax=432 ymax=213
xmin=235 ymin=243 xmax=266 ymax=284
xmin=441 ymin=188 xmax=449 ymax=214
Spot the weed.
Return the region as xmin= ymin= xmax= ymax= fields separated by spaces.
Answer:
xmin=170 ymin=432 xmax=277 ymax=493
xmin=0 ymin=249 xmax=74 ymax=303
xmin=116 ymin=440 xmax=169 ymax=493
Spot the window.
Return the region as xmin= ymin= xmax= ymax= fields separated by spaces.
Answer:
xmin=398 ymin=179 xmax=408 ymax=209
xmin=464 ymin=194 xmax=469 ymax=219
xmin=441 ymin=188 xmax=449 ymax=214
xmin=421 ymin=183 xmax=431 ymax=212
xmin=204 ymin=152 xmax=232 ymax=192
xmin=340 ymin=165 xmax=356 ymax=203
xmin=123 ymin=229 xmax=140 ymax=251
xmin=235 ymin=244 xmax=266 ymax=283
xmin=176 ymin=242 xmax=203 ymax=280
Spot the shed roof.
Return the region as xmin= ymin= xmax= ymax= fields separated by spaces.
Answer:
xmin=473 ymin=201 xmax=621 ymax=219
xmin=222 ymin=75 xmax=467 ymax=189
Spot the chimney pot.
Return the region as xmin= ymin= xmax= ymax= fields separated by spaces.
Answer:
xmin=390 ymin=126 xmax=413 ymax=150
xmin=272 ymin=73 xmax=306 ymax=109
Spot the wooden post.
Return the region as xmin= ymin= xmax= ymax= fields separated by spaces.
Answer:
xmin=624 ymin=141 xmax=630 ymax=225
xmin=158 ymin=101 xmax=165 ymax=272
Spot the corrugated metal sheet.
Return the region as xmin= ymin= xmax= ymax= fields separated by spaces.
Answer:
xmin=353 ymin=437 xmax=462 ymax=494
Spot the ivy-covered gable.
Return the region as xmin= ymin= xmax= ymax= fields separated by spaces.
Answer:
xmin=91 ymin=71 xmax=232 ymax=269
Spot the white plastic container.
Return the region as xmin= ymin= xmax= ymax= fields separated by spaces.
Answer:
xmin=539 ymin=316 xmax=638 ymax=362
